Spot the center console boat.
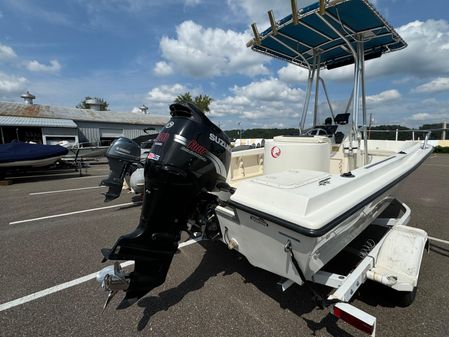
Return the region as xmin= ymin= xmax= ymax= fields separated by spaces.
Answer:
xmin=97 ymin=1 xmax=432 ymax=335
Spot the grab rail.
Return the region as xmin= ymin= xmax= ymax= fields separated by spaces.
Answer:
xmin=422 ymin=131 xmax=431 ymax=149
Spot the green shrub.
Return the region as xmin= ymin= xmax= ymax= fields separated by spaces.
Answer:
xmin=434 ymin=146 xmax=449 ymax=153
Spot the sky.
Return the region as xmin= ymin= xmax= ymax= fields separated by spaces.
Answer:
xmin=0 ymin=0 xmax=449 ymax=130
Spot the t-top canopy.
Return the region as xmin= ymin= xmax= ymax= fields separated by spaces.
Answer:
xmin=248 ymin=0 xmax=406 ymax=69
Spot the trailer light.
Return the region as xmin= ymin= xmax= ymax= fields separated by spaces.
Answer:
xmin=332 ymin=303 xmax=376 ymax=336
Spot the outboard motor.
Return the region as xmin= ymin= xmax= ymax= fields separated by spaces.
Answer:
xmin=100 ymin=137 xmax=141 ymax=201
xmin=98 ymin=102 xmax=231 ymax=307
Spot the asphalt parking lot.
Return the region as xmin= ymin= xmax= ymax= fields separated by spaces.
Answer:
xmin=0 ymin=154 xmax=448 ymax=337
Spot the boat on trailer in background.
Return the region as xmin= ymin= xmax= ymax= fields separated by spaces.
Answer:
xmin=97 ymin=1 xmax=432 ymax=335
xmin=0 ymin=141 xmax=69 ymax=178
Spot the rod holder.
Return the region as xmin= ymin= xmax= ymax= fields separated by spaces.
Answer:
xmin=268 ymin=10 xmax=278 ymax=35
xmin=251 ymin=23 xmax=261 ymax=45
xmin=291 ymin=0 xmax=299 ymax=24
xmin=319 ymin=0 xmax=326 ymax=15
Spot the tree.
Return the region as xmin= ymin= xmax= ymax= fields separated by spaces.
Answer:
xmin=174 ymin=92 xmax=193 ymax=105
xmin=76 ymin=96 xmax=109 ymax=111
xmin=174 ymin=92 xmax=213 ymax=113
xmin=419 ymin=123 xmax=444 ymax=140
xmin=193 ymin=94 xmax=214 ymax=113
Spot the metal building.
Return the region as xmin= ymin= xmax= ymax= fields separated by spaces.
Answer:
xmin=0 ymin=98 xmax=169 ymax=146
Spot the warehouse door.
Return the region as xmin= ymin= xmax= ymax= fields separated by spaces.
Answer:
xmin=100 ymin=128 xmax=123 ymax=146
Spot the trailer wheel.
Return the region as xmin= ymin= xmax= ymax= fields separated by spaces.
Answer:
xmin=397 ymin=287 xmax=417 ymax=307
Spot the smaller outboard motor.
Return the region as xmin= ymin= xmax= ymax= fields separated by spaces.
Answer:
xmin=101 ymin=138 xmax=141 ymax=201
xmin=99 ymin=102 xmax=231 ymax=307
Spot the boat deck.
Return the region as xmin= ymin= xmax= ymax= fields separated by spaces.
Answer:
xmin=0 ymin=154 xmax=448 ymax=337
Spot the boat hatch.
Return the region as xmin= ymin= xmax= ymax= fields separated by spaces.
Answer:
xmin=248 ymin=0 xmax=406 ymax=70
xmin=252 ymin=169 xmax=329 ymax=189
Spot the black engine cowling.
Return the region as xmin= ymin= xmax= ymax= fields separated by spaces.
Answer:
xmin=100 ymin=137 xmax=141 ymax=201
xmin=101 ymin=102 xmax=231 ymax=304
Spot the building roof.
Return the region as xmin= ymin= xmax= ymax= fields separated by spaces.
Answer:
xmin=0 ymin=116 xmax=77 ymax=128
xmin=0 ymin=101 xmax=169 ymax=126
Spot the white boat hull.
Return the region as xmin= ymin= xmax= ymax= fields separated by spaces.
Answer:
xmin=217 ymin=187 xmax=395 ymax=284
xmin=216 ymin=141 xmax=432 ymax=285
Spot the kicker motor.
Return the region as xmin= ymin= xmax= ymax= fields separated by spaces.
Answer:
xmin=98 ymin=102 xmax=231 ymax=307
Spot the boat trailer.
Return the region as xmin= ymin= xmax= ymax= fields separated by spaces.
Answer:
xmin=274 ymin=198 xmax=427 ymax=336
xmin=97 ymin=198 xmax=428 ymax=336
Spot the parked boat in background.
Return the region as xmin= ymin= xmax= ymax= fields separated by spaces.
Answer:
xmin=0 ymin=141 xmax=68 ymax=169
xmin=59 ymin=142 xmax=108 ymax=160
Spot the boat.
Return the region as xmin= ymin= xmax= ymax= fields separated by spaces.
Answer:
xmin=96 ymin=1 xmax=432 ymax=334
xmin=133 ymin=132 xmax=158 ymax=162
xmin=0 ymin=141 xmax=69 ymax=179
xmin=61 ymin=143 xmax=109 ymax=160
xmin=215 ymin=0 xmax=432 ymax=283
xmin=0 ymin=141 xmax=68 ymax=169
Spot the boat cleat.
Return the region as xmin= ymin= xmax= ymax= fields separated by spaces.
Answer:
xmin=96 ymin=262 xmax=130 ymax=310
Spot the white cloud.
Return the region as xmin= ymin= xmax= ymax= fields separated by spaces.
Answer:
xmin=278 ymin=64 xmax=309 ymax=83
xmin=26 ymin=59 xmax=61 ymax=73
xmin=408 ymin=111 xmax=449 ymax=125
xmin=145 ymin=83 xmax=204 ymax=115
xmin=366 ymin=89 xmax=401 ymax=105
xmin=210 ymin=78 xmax=304 ymax=121
xmin=146 ymin=83 xmax=190 ymax=104
xmin=0 ymin=72 xmax=28 ymax=95
xmin=277 ymin=19 xmax=449 ymax=82
xmin=411 ymin=113 xmax=431 ymax=121
xmin=158 ymin=20 xmax=269 ymax=78
xmin=231 ymin=77 xmax=302 ymax=102
xmin=0 ymin=43 xmax=17 ymax=61
xmin=414 ymin=77 xmax=449 ymax=94
xmin=366 ymin=20 xmax=449 ymax=78
xmin=153 ymin=61 xmax=174 ymax=76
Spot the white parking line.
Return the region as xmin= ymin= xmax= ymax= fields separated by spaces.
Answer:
xmin=8 ymin=173 xmax=106 ymax=180
xmin=29 ymin=186 xmax=106 ymax=195
xmin=9 ymin=202 xmax=141 ymax=225
xmin=69 ymin=175 xmax=106 ymax=180
xmin=0 ymin=238 xmax=202 ymax=312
